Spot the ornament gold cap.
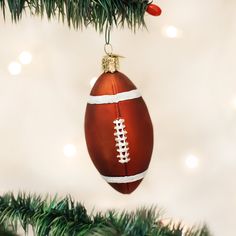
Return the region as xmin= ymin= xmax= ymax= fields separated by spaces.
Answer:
xmin=102 ymin=54 xmax=120 ymax=73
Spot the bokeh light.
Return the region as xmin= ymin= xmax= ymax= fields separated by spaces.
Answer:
xmin=63 ymin=144 xmax=77 ymax=158
xmin=185 ymin=154 xmax=199 ymax=169
xmin=163 ymin=25 xmax=182 ymax=38
xmin=19 ymin=51 xmax=32 ymax=65
xmin=89 ymin=77 xmax=98 ymax=87
xmin=8 ymin=62 xmax=22 ymax=75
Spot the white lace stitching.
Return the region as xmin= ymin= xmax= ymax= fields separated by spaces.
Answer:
xmin=113 ymin=118 xmax=130 ymax=164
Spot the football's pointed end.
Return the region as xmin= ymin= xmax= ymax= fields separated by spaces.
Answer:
xmin=109 ymin=180 xmax=143 ymax=194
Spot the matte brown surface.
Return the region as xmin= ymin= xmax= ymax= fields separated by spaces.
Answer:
xmin=85 ymin=71 xmax=154 ymax=194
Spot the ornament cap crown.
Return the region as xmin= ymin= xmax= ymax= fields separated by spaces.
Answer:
xmin=102 ymin=54 xmax=122 ymax=73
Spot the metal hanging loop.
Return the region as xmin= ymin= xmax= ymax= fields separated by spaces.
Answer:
xmin=104 ymin=24 xmax=113 ymax=55
xmin=104 ymin=43 xmax=113 ymax=55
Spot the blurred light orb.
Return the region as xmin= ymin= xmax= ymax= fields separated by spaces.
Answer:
xmin=8 ymin=62 xmax=22 ymax=75
xmin=19 ymin=51 xmax=32 ymax=64
xmin=185 ymin=154 xmax=199 ymax=169
xmin=90 ymin=77 xmax=98 ymax=87
xmin=63 ymin=144 xmax=77 ymax=158
xmin=231 ymin=97 xmax=236 ymax=109
xmin=163 ymin=26 xmax=181 ymax=38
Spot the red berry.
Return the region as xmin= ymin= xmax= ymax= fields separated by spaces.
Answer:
xmin=146 ymin=4 xmax=162 ymax=16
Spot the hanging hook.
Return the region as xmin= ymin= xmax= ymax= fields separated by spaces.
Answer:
xmin=104 ymin=24 xmax=113 ymax=55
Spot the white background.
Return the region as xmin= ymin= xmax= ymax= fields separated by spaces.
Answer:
xmin=0 ymin=0 xmax=235 ymax=235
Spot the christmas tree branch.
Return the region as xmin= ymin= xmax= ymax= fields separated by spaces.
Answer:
xmin=0 ymin=0 xmax=149 ymax=31
xmin=0 ymin=225 xmax=18 ymax=236
xmin=0 ymin=192 xmax=211 ymax=236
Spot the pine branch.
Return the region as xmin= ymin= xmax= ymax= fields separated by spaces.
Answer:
xmin=0 ymin=192 xmax=211 ymax=236
xmin=0 ymin=0 xmax=149 ymax=31
xmin=0 ymin=225 xmax=18 ymax=236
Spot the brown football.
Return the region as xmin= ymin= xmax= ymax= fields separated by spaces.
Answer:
xmin=84 ymin=71 xmax=154 ymax=194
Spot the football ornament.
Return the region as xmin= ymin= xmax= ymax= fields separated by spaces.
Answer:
xmin=85 ymin=55 xmax=154 ymax=194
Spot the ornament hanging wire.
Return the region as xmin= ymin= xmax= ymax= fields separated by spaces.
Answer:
xmin=104 ymin=24 xmax=113 ymax=55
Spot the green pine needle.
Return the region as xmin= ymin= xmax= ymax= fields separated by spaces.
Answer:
xmin=0 ymin=225 xmax=18 ymax=236
xmin=0 ymin=0 xmax=149 ymax=31
xmin=0 ymin=192 xmax=211 ymax=236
